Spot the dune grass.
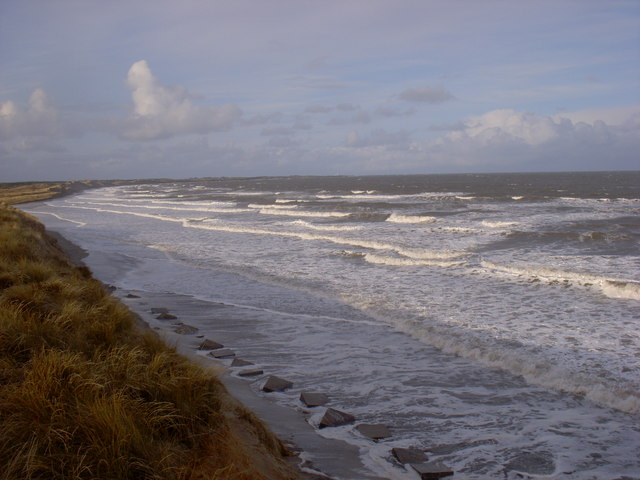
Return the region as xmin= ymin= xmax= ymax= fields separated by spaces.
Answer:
xmin=0 ymin=204 xmax=298 ymax=480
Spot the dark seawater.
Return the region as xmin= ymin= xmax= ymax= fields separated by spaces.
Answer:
xmin=27 ymin=171 xmax=640 ymax=479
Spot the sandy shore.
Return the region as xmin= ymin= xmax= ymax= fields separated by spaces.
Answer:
xmin=51 ymin=229 xmax=387 ymax=480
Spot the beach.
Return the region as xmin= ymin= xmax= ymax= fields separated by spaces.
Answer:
xmin=0 ymin=202 xmax=315 ymax=480
xmin=49 ymin=226 xmax=404 ymax=480
xmin=20 ymin=173 xmax=640 ymax=479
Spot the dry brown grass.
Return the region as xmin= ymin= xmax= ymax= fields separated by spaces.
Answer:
xmin=0 ymin=204 xmax=299 ymax=480
xmin=0 ymin=183 xmax=70 ymax=205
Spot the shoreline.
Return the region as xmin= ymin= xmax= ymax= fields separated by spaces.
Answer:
xmin=0 ymin=204 xmax=305 ymax=479
xmin=46 ymin=225 xmax=389 ymax=480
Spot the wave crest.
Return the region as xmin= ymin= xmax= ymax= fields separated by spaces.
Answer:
xmin=386 ymin=213 xmax=437 ymax=224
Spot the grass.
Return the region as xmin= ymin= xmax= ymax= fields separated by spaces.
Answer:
xmin=0 ymin=204 xmax=299 ymax=480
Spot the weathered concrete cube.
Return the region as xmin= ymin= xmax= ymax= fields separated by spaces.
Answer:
xmin=208 ymin=348 xmax=235 ymax=358
xmin=174 ymin=324 xmax=198 ymax=335
xmin=300 ymin=392 xmax=329 ymax=407
xmin=411 ymin=462 xmax=454 ymax=479
xmin=262 ymin=375 xmax=293 ymax=392
xmin=199 ymin=339 xmax=224 ymax=350
xmin=355 ymin=423 xmax=391 ymax=440
xmin=238 ymin=369 xmax=264 ymax=377
xmin=391 ymin=447 xmax=428 ymax=464
xmin=230 ymin=358 xmax=254 ymax=367
xmin=319 ymin=408 xmax=355 ymax=428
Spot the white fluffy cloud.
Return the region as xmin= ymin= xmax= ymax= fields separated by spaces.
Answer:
xmin=0 ymin=89 xmax=60 ymax=140
xmin=121 ymin=60 xmax=241 ymax=140
xmin=331 ymin=107 xmax=640 ymax=173
xmin=442 ymin=108 xmax=640 ymax=150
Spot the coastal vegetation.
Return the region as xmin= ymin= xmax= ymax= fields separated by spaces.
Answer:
xmin=0 ymin=203 xmax=299 ymax=479
xmin=0 ymin=180 xmax=163 ymax=205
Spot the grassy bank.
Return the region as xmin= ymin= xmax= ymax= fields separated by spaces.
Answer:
xmin=0 ymin=179 xmax=181 ymax=205
xmin=0 ymin=181 xmax=105 ymax=205
xmin=0 ymin=203 xmax=300 ymax=480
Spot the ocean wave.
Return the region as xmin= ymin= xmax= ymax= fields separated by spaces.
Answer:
xmin=30 ymin=211 xmax=87 ymax=227
xmin=559 ymin=197 xmax=640 ymax=205
xmin=54 ymin=204 xmax=460 ymax=261
xmin=481 ymin=220 xmax=519 ymax=228
xmin=362 ymin=253 xmax=460 ymax=268
xmin=291 ymin=220 xmax=362 ymax=231
xmin=248 ymin=203 xmax=298 ymax=210
xmin=258 ymin=208 xmax=350 ymax=218
xmin=386 ymin=213 xmax=437 ymax=224
xmin=190 ymin=219 xmax=463 ymax=261
xmin=438 ymin=226 xmax=480 ymax=234
xmin=347 ymin=212 xmax=391 ymax=222
xmin=481 ymin=260 xmax=640 ymax=301
xmin=507 ymin=229 xmax=631 ymax=244
xmin=389 ymin=317 xmax=640 ymax=414
xmin=65 ymin=200 xmax=249 ymax=214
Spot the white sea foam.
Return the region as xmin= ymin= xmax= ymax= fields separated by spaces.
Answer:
xmin=481 ymin=220 xmax=518 ymax=228
xmin=70 ymin=200 xmax=249 ymax=214
xmin=362 ymin=253 xmax=460 ymax=268
xmin=389 ymin=316 xmax=640 ymax=414
xmin=64 ymin=203 xmax=460 ymax=261
xmin=291 ymin=220 xmax=362 ymax=231
xmin=190 ymin=218 xmax=462 ymax=261
xmin=248 ymin=203 xmax=298 ymax=210
xmin=386 ymin=213 xmax=437 ymax=224
xmin=258 ymin=208 xmax=350 ymax=218
xmin=29 ymin=211 xmax=87 ymax=227
xmin=481 ymin=260 xmax=640 ymax=301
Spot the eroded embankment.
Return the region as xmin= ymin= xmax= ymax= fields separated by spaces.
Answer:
xmin=0 ymin=203 xmax=301 ymax=480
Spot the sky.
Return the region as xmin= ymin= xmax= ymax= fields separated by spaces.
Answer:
xmin=1 ymin=0 xmax=639 ymax=181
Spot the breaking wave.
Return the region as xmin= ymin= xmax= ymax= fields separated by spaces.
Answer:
xmin=481 ymin=260 xmax=640 ymax=301
xmin=291 ymin=220 xmax=362 ymax=231
xmin=388 ymin=316 xmax=640 ymax=414
xmin=481 ymin=220 xmax=519 ymax=228
xmin=361 ymin=252 xmax=460 ymax=268
xmin=386 ymin=213 xmax=437 ymax=224
xmin=257 ymin=208 xmax=350 ymax=218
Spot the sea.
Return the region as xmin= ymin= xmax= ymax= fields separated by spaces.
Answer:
xmin=25 ymin=172 xmax=640 ymax=479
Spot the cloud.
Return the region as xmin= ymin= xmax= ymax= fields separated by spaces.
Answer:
xmin=242 ymin=112 xmax=284 ymax=126
xmin=336 ymin=103 xmax=358 ymax=112
xmin=399 ymin=86 xmax=454 ymax=103
xmin=261 ymin=126 xmax=294 ymax=136
xmin=0 ymin=89 xmax=61 ymax=140
xmin=424 ymin=108 xmax=640 ymax=170
xmin=304 ymin=104 xmax=333 ymax=114
xmin=327 ymin=110 xmax=371 ymax=125
xmin=375 ymin=106 xmax=416 ymax=117
xmin=456 ymin=109 xmax=559 ymax=145
xmin=330 ymin=107 xmax=640 ymax=173
xmin=121 ymin=60 xmax=241 ymax=140
xmin=346 ymin=129 xmax=410 ymax=147
xmin=287 ymin=75 xmax=348 ymax=90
